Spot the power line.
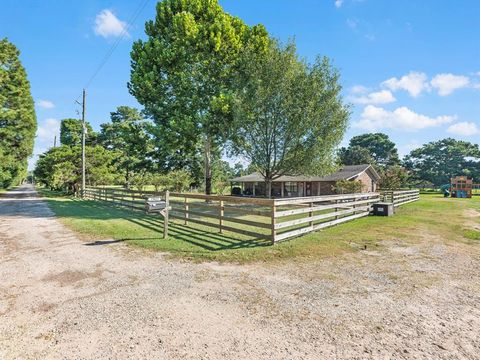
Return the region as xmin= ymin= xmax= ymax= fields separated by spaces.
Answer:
xmin=75 ymin=0 xmax=151 ymax=103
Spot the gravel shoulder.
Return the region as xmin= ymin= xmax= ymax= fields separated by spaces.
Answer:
xmin=1 ymin=185 xmax=479 ymax=359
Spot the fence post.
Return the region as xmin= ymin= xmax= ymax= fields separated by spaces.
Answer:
xmin=163 ymin=190 xmax=169 ymax=239
xmin=271 ymin=202 xmax=276 ymax=244
xmin=219 ymin=200 xmax=224 ymax=233
xmin=184 ymin=196 xmax=189 ymax=225
xmin=309 ymin=202 xmax=314 ymax=228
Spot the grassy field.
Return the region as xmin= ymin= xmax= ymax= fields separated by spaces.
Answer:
xmin=40 ymin=189 xmax=479 ymax=263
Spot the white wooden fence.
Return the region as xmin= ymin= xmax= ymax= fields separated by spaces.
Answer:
xmin=272 ymin=193 xmax=380 ymax=243
xmin=84 ymin=187 xmax=419 ymax=244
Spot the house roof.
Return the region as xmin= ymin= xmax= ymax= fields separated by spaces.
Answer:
xmin=230 ymin=164 xmax=380 ymax=183
xmin=320 ymin=164 xmax=380 ymax=181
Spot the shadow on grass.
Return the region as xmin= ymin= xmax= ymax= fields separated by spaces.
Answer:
xmin=46 ymin=198 xmax=272 ymax=252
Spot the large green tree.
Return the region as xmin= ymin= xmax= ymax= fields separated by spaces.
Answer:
xmin=231 ymin=41 xmax=349 ymax=197
xmin=337 ymin=145 xmax=375 ymax=166
xmin=34 ymin=145 xmax=120 ymax=193
xmin=0 ymin=38 xmax=36 ymax=188
xmin=99 ymin=106 xmax=153 ymax=188
xmin=404 ymin=138 xmax=480 ymax=187
xmin=60 ymin=118 xmax=95 ymax=146
xmin=128 ymin=0 xmax=269 ymax=194
xmin=340 ymin=133 xmax=400 ymax=167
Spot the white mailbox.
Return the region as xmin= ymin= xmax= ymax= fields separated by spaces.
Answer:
xmin=145 ymin=197 xmax=167 ymax=214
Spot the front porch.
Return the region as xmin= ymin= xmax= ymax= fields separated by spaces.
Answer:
xmin=231 ymin=181 xmax=334 ymax=198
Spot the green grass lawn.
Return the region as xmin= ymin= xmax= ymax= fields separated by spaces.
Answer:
xmin=40 ymin=189 xmax=480 ymax=263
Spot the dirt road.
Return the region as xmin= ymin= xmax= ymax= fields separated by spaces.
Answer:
xmin=1 ymin=185 xmax=479 ymax=359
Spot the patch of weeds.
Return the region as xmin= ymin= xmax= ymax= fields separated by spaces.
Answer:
xmin=463 ymin=229 xmax=480 ymax=241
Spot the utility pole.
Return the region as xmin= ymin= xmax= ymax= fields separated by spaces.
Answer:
xmin=81 ymin=89 xmax=86 ymax=198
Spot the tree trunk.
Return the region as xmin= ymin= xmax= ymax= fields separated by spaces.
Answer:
xmin=266 ymin=179 xmax=272 ymax=199
xmin=125 ymin=169 xmax=130 ymax=190
xmin=204 ymin=135 xmax=212 ymax=195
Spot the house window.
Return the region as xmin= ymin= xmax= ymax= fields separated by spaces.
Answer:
xmin=284 ymin=182 xmax=298 ymax=197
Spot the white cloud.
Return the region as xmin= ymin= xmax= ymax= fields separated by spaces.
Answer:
xmin=447 ymin=122 xmax=480 ymax=136
xmin=346 ymin=18 xmax=357 ymax=28
xmin=350 ymin=85 xmax=368 ymax=94
xmin=94 ymin=9 xmax=129 ymax=38
xmin=353 ymin=105 xmax=456 ymax=131
xmin=36 ymin=99 xmax=55 ymax=109
xmin=335 ymin=0 xmax=343 ymax=8
xmin=29 ymin=118 xmax=61 ymax=170
xmin=399 ymin=140 xmax=421 ymax=157
xmin=36 ymin=118 xmax=60 ymax=142
xmin=430 ymin=73 xmax=470 ymax=96
xmin=350 ymin=90 xmax=396 ymax=105
xmin=382 ymin=71 xmax=429 ymax=97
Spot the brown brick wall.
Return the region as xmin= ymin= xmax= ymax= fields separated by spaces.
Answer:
xmin=355 ymin=171 xmax=377 ymax=192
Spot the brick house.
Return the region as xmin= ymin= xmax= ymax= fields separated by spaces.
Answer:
xmin=230 ymin=164 xmax=380 ymax=198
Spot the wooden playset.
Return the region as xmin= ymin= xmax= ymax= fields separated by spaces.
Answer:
xmin=450 ymin=176 xmax=480 ymax=198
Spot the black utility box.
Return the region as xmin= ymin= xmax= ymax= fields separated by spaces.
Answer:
xmin=373 ymin=202 xmax=394 ymax=216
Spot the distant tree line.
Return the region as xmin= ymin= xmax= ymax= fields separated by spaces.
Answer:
xmin=338 ymin=133 xmax=480 ymax=189
xmin=0 ymin=38 xmax=37 ymax=189
xmin=33 ymin=106 xmax=249 ymax=194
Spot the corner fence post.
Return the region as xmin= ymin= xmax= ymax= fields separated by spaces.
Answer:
xmin=271 ymin=202 xmax=276 ymax=245
xmin=163 ymin=190 xmax=169 ymax=239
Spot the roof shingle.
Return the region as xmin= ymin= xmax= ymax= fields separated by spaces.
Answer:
xmin=230 ymin=164 xmax=379 ymax=183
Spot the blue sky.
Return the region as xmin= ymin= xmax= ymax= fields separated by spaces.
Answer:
xmin=1 ymin=0 xmax=479 ymax=169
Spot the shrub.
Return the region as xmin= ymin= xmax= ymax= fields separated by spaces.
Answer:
xmin=333 ymin=179 xmax=364 ymax=194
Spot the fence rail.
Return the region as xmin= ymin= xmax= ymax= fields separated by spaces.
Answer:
xmin=272 ymin=193 xmax=380 ymax=243
xmin=84 ymin=187 xmax=419 ymax=244
xmin=380 ymin=189 xmax=420 ymax=207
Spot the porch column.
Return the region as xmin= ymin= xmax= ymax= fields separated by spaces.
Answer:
xmin=281 ymin=182 xmax=284 ymax=198
xmin=253 ymin=182 xmax=256 ymax=197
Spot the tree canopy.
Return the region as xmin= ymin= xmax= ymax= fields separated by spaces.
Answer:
xmin=60 ymin=118 xmax=95 ymax=146
xmin=99 ymin=106 xmax=153 ymax=188
xmin=340 ymin=133 xmax=400 ymax=168
xmin=0 ymin=38 xmax=36 ymax=188
xmin=338 ymin=145 xmax=375 ymax=166
xmin=231 ymin=40 xmax=349 ymax=196
xmin=128 ymin=0 xmax=269 ymax=194
xmin=34 ymin=145 xmax=120 ymax=193
xmin=404 ymin=138 xmax=480 ymax=187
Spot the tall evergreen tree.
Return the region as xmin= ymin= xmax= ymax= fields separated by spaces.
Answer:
xmin=60 ymin=118 xmax=95 ymax=146
xmin=0 ymin=38 xmax=36 ymax=188
xmin=340 ymin=133 xmax=400 ymax=167
xmin=99 ymin=106 xmax=153 ymax=188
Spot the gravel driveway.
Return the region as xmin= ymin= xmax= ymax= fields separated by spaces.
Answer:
xmin=1 ymin=185 xmax=479 ymax=359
